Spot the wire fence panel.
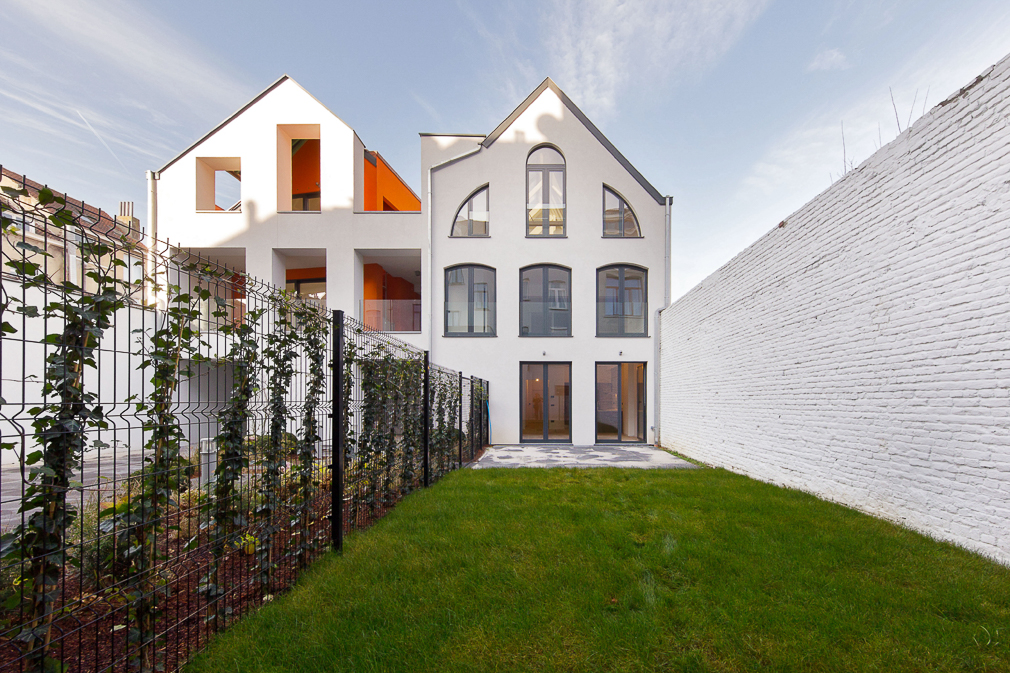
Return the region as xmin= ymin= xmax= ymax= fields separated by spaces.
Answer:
xmin=0 ymin=168 xmax=490 ymax=673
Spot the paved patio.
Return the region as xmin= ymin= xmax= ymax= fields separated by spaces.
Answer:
xmin=473 ymin=444 xmax=698 ymax=469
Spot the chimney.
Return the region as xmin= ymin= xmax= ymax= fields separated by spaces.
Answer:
xmin=116 ymin=201 xmax=141 ymax=232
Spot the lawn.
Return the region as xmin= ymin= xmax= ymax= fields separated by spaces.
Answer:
xmin=187 ymin=467 xmax=1010 ymax=672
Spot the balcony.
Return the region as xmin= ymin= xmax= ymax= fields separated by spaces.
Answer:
xmin=363 ymin=299 xmax=422 ymax=333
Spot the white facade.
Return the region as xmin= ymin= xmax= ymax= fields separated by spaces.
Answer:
xmin=154 ymin=76 xmax=670 ymax=446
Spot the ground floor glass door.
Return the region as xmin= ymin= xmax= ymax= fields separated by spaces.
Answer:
xmin=595 ymin=363 xmax=646 ymax=443
xmin=521 ymin=362 xmax=571 ymax=442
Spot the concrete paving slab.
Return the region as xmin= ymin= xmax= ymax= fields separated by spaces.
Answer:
xmin=473 ymin=444 xmax=698 ymax=469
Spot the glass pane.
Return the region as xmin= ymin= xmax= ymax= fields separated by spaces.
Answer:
xmin=604 ymin=189 xmax=621 ymax=236
xmin=596 ymin=364 xmax=619 ymax=441
xmin=549 ymin=171 xmax=564 ymax=205
xmin=623 ymin=268 xmax=646 ymax=334
xmin=528 ymin=147 xmax=563 ymax=165
xmin=470 ymin=188 xmax=488 ymax=235
xmin=452 ymin=204 xmax=469 ymax=236
xmin=547 ymin=267 xmax=570 ymax=335
xmin=299 ymin=281 xmax=326 ymax=305
xmin=305 ymin=196 xmax=321 ymax=211
xmin=520 ymin=267 xmax=544 ymax=336
xmin=597 ymin=268 xmax=621 ymax=335
xmin=446 ymin=267 xmax=469 ymax=334
xmin=522 ymin=364 xmax=544 ymax=441
xmin=528 ymin=170 xmax=543 ymax=207
xmin=621 ymin=363 xmax=645 ymax=442
xmin=623 ymin=202 xmax=639 ymax=237
xmin=472 ymin=267 xmax=496 ymax=335
xmin=547 ymin=364 xmax=570 ymax=440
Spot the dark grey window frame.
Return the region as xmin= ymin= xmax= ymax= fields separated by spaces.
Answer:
xmin=526 ymin=144 xmax=566 ymax=238
xmin=594 ymin=362 xmax=648 ymax=444
xmin=444 ymin=264 xmax=496 ymax=337
xmin=450 ymin=184 xmax=490 ymax=237
xmin=519 ymin=264 xmax=572 ymax=337
xmin=602 ymin=185 xmax=642 ymax=238
xmin=596 ymin=264 xmax=648 ymax=337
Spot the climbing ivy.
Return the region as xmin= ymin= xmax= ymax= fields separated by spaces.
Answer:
xmin=0 ymin=189 xmax=136 ymax=673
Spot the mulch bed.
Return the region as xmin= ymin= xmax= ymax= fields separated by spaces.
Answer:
xmin=0 ymin=448 xmax=488 ymax=672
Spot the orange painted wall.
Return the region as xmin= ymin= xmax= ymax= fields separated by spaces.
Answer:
xmin=292 ymin=139 xmax=320 ymax=195
xmin=363 ymin=263 xmax=420 ymax=301
xmin=286 ymin=267 xmax=326 ymax=281
xmin=362 ymin=151 xmax=421 ymax=211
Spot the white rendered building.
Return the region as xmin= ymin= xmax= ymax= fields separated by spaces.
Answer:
xmin=152 ymin=76 xmax=672 ymax=446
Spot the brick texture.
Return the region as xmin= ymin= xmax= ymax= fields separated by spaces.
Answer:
xmin=659 ymin=54 xmax=1010 ymax=564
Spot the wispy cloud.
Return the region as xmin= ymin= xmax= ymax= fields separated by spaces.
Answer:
xmin=807 ymin=48 xmax=851 ymax=72
xmin=545 ymin=0 xmax=770 ymax=117
xmin=0 ymin=0 xmax=254 ymax=210
xmin=411 ymin=92 xmax=444 ymax=127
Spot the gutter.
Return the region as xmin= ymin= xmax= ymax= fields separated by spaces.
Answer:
xmin=425 ymin=142 xmax=484 ymax=351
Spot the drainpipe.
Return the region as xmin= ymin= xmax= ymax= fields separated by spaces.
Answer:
xmin=426 ymin=142 xmax=483 ymax=352
xmin=145 ymin=170 xmax=160 ymax=308
xmin=655 ymin=195 xmax=672 ymax=447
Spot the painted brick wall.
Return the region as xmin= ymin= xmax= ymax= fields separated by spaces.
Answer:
xmin=659 ymin=54 xmax=1010 ymax=564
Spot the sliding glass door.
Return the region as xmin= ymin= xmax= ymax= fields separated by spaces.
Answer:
xmin=521 ymin=362 xmax=571 ymax=442
xmin=595 ymin=363 xmax=646 ymax=443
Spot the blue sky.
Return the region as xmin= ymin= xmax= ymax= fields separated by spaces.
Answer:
xmin=2 ymin=0 xmax=1009 ymax=299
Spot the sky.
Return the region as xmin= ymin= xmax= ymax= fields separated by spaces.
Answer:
xmin=2 ymin=0 xmax=1009 ymax=300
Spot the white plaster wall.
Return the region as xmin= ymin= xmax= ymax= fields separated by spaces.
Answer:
xmin=659 ymin=55 xmax=1010 ymax=563
xmin=426 ymin=88 xmax=667 ymax=445
xmin=156 ymin=78 xmax=428 ymax=351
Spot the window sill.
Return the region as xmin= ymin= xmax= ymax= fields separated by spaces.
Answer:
xmin=595 ymin=333 xmax=649 ymax=338
xmin=196 ymin=210 xmax=242 ymax=214
xmin=518 ymin=334 xmax=573 ymax=338
xmin=601 ymin=235 xmax=644 ymax=239
xmin=448 ymin=234 xmax=491 ymax=238
xmin=443 ymin=333 xmax=497 ymax=338
xmin=525 ymin=235 xmax=568 ymax=239
xmin=277 ymin=210 xmax=321 ymax=214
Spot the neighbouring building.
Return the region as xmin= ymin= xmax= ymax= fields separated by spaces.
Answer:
xmin=152 ymin=76 xmax=672 ymax=446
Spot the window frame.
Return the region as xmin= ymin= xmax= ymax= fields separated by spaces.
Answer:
xmin=450 ymin=185 xmax=490 ymax=237
xmin=596 ymin=264 xmax=649 ymax=337
xmin=444 ymin=264 xmax=496 ymax=337
xmin=526 ymin=145 xmax=566 ymax=238
xmin=594 ymin=362 xmax=647 ymax=444
xmin=519 ymin=264 xmax=572 ymax=337
xmin=602 ymin=185 xmax=642 ymax=238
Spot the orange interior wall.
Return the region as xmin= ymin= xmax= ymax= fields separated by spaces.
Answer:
xmin=363 ymin=263 xmax=420 ymax=301
xmin=362 ymin=151 xmax=421 ymax=212
xmin=292 ymin=139 xmax=320 ymax=195
xmin=286 ymin=267 xmax=326 ymax=282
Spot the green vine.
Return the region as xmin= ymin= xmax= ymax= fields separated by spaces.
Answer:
xmin=0 ymin=189 xmax=135 ymax=673
xmin=290 ymin=301 xmax=328 ymax=570
xmin=257 ymin=293 xmax=298 ymax=592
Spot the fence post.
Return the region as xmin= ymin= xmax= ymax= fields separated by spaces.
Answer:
xmin=485 ymin=379 xmax=490 ymax=447
xmin=423 ymin=350 xmax=430 ymax=487
xmin=331 ymin=309 xmax=344 ymax=553
xmin=470 ymin=378 xmax=476 ymax=458
xmin=458 ymin=371 xmax=463 ymax=468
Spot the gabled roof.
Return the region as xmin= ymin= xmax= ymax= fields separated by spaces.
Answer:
xmin=157 ymin=75 xmax=352 ymax=174
xmin=482 ymin=77 xmax=667 ymax=205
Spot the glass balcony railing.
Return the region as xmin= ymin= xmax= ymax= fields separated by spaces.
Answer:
xmin=363 ymin=299 xmax=422 ymax=333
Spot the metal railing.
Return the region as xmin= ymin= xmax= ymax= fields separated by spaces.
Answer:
xmin=0 ymin=167 xmax=490 ymax=673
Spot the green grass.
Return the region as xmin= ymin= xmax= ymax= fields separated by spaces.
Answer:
xmin=188 ymin=468 xmax=1010 ymax=672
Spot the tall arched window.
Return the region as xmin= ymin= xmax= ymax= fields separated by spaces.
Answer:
xmin=597 ymin=265 xmax=647 ymax=336
xmin=445 ymin=265 xmax=496 ymax=336
xmin=527 ymin=146 xmax=565 ymax=237
xmin=603 ymin=186 xmax=641 ymax=237
xmin=520 ymin=265 xmax=571 ymax=336
xmin=451 ymin=186 xmax=489 ymax=237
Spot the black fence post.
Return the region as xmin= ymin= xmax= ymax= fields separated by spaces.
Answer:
xmin=458 ymin=371 xmax=463 ymax=468
xmin=332 ymin=309 xmax=344 ymax=553
xmin=485 ymin=379 xmax=490 ymax=447
xmin=423 ymin=350 xmax=430 ymax=488
xmin=470 ymin=378 xmax=476 ymax=458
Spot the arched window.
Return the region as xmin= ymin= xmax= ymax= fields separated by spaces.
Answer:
xmin=445 ymin=265 xmax=496 ymax=336
xmin=603 ymin=186 xmax=641 ymax=237
xmin=451 ymin=186 xmax=489 ymax=237
xmin=520 ymin=265 xmax=571 ymax=336
xmin=597 ymin=265 xmax=647 ymax=336
xmin=527 ymin=146 xmax=565 ymax=237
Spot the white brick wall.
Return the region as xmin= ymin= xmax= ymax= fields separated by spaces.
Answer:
xmin=659 ymin=53 xmax=1010 ymax=564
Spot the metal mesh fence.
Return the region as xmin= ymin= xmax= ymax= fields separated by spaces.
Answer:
xmin=0 ymin=168 xmax=490 ymax=672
